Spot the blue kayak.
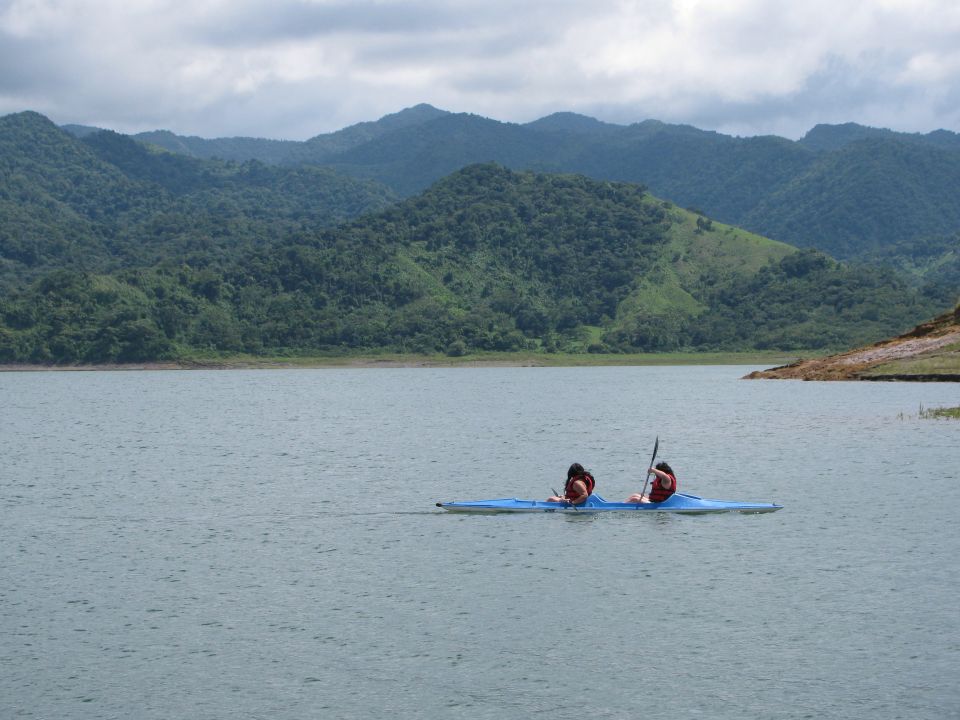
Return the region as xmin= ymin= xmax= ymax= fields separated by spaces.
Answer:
xmin=436 ymin=492 xmax=782 ymax=514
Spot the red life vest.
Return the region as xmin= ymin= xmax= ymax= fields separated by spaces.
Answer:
xmin=565 ymin=472 xmax=595 ymax=500
xmin=648 ymin=472 xmax=677 ymax=502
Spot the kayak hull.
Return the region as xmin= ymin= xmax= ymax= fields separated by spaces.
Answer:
xmin=435 ymin=492 xmax=781 ymax=514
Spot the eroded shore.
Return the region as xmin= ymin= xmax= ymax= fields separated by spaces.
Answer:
xmin=745 ymin=306 xmax=960 ymax=381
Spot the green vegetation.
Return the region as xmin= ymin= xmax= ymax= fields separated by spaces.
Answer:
xmin=741 ymin=140 xmax=960 ymax=263
xmin=0 ymin=132 xmax=947 ymax=364
xmin=120 ymin=105 xmax=960 ymax=272
xmin=127 ymin=103 xmax=451 ymax=165
xmin=866 ymin=231 xmax=960 ymax=308
xmin=919 ymin=404 xmax=960 ymax=419
xmin=0 ymin=111 xmax=396 ymax=288
xmin=861 ymin=346 xmax=960 ymax=378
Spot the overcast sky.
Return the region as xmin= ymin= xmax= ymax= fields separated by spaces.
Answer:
xmin=2 ymin=0 xmax=959 ymax=140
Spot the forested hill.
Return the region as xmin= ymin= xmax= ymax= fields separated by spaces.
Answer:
xmin=797 ymin=122 xmax=960 ymax=152
xmin=82 ymin=105 xmax=960 ymax=271
xmin=0 ymin=111 xmax=396 ymax=288
xmin=133 ymin=103 xmax=450 ymax=165
xmin=0 ymin=161 xmax=943 ymax=364
xmin=319 ymin=114 xmax=960 ymax=269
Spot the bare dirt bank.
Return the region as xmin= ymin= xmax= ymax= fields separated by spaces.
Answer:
xmin=745 ymin=305 xmax=960 ymax=381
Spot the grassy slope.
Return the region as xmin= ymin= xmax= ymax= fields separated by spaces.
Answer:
xmin=848 ymin=304 xmax=960 ymax=378
xmin=860 ymin=339 xmax=960 ymax=377
xmin=608 ymin=201 xmax=795 ymax=333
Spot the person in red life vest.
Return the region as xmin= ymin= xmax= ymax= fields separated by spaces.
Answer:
xmin=625 ymin=461 xmax=677 ymax=503
xmin=547 ymin=463 xmax=595 ymax=505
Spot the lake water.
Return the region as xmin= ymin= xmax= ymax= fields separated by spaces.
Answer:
xmin=1 ymin=366 xmax=958 ymax=719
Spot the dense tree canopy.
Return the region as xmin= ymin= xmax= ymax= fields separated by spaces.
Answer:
xmin=0 ymin=145 xmax=946 ymax=363
xmin=60 ymin=105 xmax=960 ymax=276
xmin=0 ymin=112 xmax=396 ymax=289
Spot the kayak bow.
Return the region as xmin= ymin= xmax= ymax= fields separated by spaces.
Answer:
xmin=435 ymin=492 xmax=781 ymax=514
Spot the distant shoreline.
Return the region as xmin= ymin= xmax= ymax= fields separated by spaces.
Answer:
xmin=0 ymin=351 xmax=804 ymax=372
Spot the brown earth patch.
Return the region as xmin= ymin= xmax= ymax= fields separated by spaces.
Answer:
xmin=745 ymin=305 xmax=960 ymax=381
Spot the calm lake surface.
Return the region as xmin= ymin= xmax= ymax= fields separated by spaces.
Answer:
xmin=2 ymin=366 xmax=958 ymax=720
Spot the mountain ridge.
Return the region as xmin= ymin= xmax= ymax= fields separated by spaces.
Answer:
xmin=2 ymin=109 xmax=955 ymax=365
xmin=60 ymin=105 xmax=958 ymax=150
xmin=53 ymin=105 xmax=960 ymax=266
xmin=0 ymin=111 xmax=396 ymax=286
xmin=1 ymin=137 xmax=946 ymax=363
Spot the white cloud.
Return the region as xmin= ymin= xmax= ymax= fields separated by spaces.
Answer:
xmin=1 ymin=0 xmax=958 ymax=138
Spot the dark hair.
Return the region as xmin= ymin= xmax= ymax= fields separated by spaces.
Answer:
xmin=567 ymin=462 xmax=586 ymax=479
xmin=655 ymin=461 xmax=674 ymax=476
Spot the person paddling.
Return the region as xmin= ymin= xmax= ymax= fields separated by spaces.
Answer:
xmin=625 ymin=461 xmax=677 ymax=503
xmin=547 ymin=463 xmax=595 ymax=505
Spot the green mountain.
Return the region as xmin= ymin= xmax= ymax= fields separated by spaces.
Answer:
xmin=129 ymin=129 xmax=303 ymax=165
xmin=741 ymin=139 xmax=960 ymax=259
xmin=0 ymin=111 xmax=396 ymax=287
xmin=320 ymin=115 xmax=960 ymax=271
xmin=128 ymin=103 xmax=450 ymax=165
xmin=798 ymin=122 xmax=960 ymax=152
xmin=523 ymin=112 xmax=623 ymax=135
xmin=113 ymin=107 xmax=960 ymax=271
xmin=0 ymin=161 xmax=942 ymax=364
xmin=324 ymin=113 xmax=566 ymax=195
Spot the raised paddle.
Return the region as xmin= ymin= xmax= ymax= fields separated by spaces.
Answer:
xmin=640 ymin=436 xmax=659 ymax=500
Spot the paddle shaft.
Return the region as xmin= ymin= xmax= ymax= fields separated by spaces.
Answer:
xmin=640 ymin=436 xmax=659 ymax=499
